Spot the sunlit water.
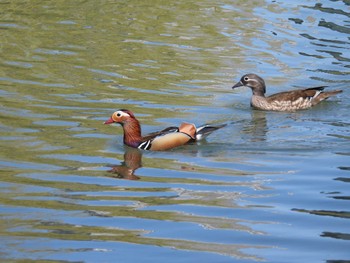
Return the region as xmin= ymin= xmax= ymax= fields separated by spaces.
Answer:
xmin=1 ymin=1 xmax=349 ymax=262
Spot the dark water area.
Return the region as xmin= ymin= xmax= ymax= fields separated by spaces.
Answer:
xmin=1 ymin=1 xmax=349 ymax=262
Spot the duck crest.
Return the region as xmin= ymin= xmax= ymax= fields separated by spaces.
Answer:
xmin=119 ymin=109 xmax=135 ymax=118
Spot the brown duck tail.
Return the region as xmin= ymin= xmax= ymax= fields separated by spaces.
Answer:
xmin=312 ymin=90 xmax=343 ymax=105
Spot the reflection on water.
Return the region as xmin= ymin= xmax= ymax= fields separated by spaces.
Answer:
xmin=242 ymin=111 xmax=268 ymax=142
xmin=107 ymin=147 xmax=142 ymax=180
xmin=1 ymin=0 xmax=349 ymax=262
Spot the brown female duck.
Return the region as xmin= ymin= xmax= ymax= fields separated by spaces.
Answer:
xmin=104 ymin=109 xmax=225 ymax=151
xmin=232 ymin=73 xmax=342 ymax=111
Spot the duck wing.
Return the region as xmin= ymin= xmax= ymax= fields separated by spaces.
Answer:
xmin=266 ymin=86 xmax=328 ymax=103
xmin=142 ymin=126 xmax=179 ymax=142
xmin=138 ymin=123 xmax=225 ymax=150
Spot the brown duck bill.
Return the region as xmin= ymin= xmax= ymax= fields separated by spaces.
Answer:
xmin=104 ymin=117 xmax=115 ymax=124
xmin=232 ymin=81 xmax=244 ymax=89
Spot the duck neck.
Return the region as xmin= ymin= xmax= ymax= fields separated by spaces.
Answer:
xmin=252 ymin=88 xmax=266 ymax=97
xmin=122 ymin=119 xmax=143 ymax=148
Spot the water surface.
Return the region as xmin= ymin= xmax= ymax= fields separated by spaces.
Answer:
xmin=1 ymin=1 xmax=349 ymax=262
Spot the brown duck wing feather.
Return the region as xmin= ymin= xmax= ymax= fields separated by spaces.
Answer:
xmin=266 ymin=86 xmax=342 ymax=104
xmin=266 ymin=87 xmax=324 ymax=102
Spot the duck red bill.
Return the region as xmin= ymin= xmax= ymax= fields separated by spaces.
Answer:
xmin=104 ymin=117 xmax=114 ymax=124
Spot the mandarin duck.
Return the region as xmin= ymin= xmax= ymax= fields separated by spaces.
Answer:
xmin=104 ymin=109 xmax=225 ymax=151
xmin=232 ymin=73 xmax=342 ymax=112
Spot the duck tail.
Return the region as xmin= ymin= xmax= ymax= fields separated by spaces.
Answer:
xmin=312 ymin=89 xmax=343 ymax=105
xmin=195 ymin=124 xmax=226 ymax=141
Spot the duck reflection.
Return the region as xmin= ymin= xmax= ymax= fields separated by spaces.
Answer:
xmin=108 ymin=147 xmax=142 ymax=180
xmin=242 ymin=110 xmax=268 ymax=142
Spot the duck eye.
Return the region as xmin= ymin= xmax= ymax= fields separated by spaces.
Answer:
xmin=117 ymin=113 xmax=121 ymax=117
xmin=244 ymin=77 xmax=249 ymax=81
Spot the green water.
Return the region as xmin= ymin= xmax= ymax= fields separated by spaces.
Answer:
xmin=1 ymin=1 xmax=349 ymax=262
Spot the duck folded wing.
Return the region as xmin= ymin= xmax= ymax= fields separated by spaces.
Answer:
xmin=266 ymin=86 xmax=326 ymax=102
xmin=142 ymin=126 xmax=179 ymax=141
xmin=267 ymin=86 xmax=342 ymax=103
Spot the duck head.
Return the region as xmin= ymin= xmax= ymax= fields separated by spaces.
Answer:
xmin=104 ymin=109 xmax=136 ymax=125
xmin=232 ymin=73 xmax=266 ymax=96
xmin=104 ymin=109 xmax=142 ymax=148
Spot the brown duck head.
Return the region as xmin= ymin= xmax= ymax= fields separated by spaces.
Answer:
xmin=232 ymin=73 xmax=266 ymax=96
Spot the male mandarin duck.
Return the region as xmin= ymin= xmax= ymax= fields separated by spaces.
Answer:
xmin=232 ymin=73 xmax=342 ymax=112
xmin=104 ymin=109 xmax=225 ymax=151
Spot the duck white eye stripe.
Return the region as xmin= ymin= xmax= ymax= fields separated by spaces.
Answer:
xmin=116 ymin=111 xmax=129 ymax=117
